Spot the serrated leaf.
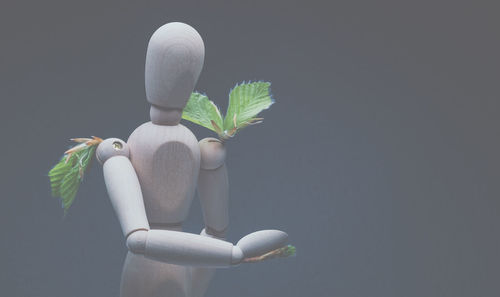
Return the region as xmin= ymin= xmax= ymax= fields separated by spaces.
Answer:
xmin=182 ymin=82 xmax=275 ymax=140
xmin=223 ymin=82 xmax=274 ymax=135
xmin=60 ymin=167 xmax=80 ymax=212
xmin=48 ymin=158 xmax=71 ymax=197
xmin=49 ymin=172 xmax=67 ymax=196
xmin=48 ymin=140 xmax=99 ymax=214
xmin=182 ymin=92 xmax=224 ymax=134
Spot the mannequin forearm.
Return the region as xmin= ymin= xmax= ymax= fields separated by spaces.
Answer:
xmin=127 ymin=229 xmax=242 ymax=267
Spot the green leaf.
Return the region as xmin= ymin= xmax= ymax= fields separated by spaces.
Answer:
xmin=48 ymin=158 xmax=71 ymax=197
xmin=223 ymin=81 xmax=274 ymax=135
xmin=59 ymin=166 xmax=80 ymax=212
xmin=48 ymin=144 xmax=97 ymax=213
xmin=282 ymin=245 xmax=296 ymax=257
xmin=182 ymin=82 xmax=275 ymax=140
xmin=182 ymin=92 xmax=224 ymax=134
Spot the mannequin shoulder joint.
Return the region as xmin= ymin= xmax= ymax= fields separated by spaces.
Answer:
xmin=199 ymin=137 xmax=226 ymax=170
xmin=96 ymin=138 xmax=130 ymax=164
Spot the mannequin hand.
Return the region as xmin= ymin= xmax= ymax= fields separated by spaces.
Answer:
xmin=236 ymin=230 xmax=288 ymax=260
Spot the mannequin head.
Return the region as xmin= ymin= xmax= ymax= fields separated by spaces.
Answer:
xmin=145 ymin=22 xmax=205 ymax=125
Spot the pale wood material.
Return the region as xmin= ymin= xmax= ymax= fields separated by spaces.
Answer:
xmin=96 ymin=138 xmax=130 ymax=164
xmin=127 ymin=122 xmax=200 ymax=225
xmin=198 ymin=137 xmax=229 ymax=235
xmin=198 ymin=164 xmax=229 ymax=236
xmin=191 ymin=138 xmax=229 ymax=297
xmin=150 ymin=105 xmax=182 ymax=126
xmin=121 ymin=228 xmax=224 ymax=297
xmin=236 ymin=230 xmax=289 ymax=258
xmin=99 ymin=149 xmax=243 ymax=266
xmin=101 ymin=154 xmax=150 ymax=237
xmin=189 ymin=138 xmax=230 ymax=296
xmin=189 ymin=266 xmax=215 ymax=297
xmin=145 ymin=230 xmax=235 ymax=266
xmin=121 ymin=250 xmax=190 ymax=297
xmin=199 ymin=138 xmax=226 ymax=170
xmin=98 ymin=22 xmax=289 ymax=297
xmin=189 ymin=229 xmax=222 ymax=297
xmin=145 ymin=22 xmax=204 ymax=111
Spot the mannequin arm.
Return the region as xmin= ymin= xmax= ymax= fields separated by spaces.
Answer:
xmin=96 ymin=138 xmax=243 ymax=267
xmin=195 ymin=138 xmax=290 ymax=256
xmin=197 ymin=138 xmax=229 ymax=238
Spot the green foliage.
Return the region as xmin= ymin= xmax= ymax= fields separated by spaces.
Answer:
xmin=282 ymin=245 xmax=296 ymax=257
xmin=182 ymin=92 xmax=224 ymax=133
xmin=224 ymin=81 xmax=274 ymax=133
xmin=48 ymin=145 xmax=96 ymax=214
xmin=182 ymin=81 xmax=274 ymax=140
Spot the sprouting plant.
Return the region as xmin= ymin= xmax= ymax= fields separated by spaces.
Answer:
xmin=182 ymin=81 xmax=274 ymax=140
xmin=48 ymin=137 xmax=102 ymax=214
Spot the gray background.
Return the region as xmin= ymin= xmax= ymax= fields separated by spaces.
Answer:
xmin=1 ymin=0 xmax=499 ymax=296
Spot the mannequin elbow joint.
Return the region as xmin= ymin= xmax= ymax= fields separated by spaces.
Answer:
xmin=126 ymin=229 xmax=148 ymax=254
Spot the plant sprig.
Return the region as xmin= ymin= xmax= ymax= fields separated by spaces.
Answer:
xmin=243 ymin=245 xmax=296 ymax=263
xmin=182 ymin=81 xmax=274 ymax=140
xmin=48 ymin=137 xmax=102 ymax=214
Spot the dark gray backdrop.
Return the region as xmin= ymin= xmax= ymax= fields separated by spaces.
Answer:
xmin=1 ymin=1 xmax=499 ymax=296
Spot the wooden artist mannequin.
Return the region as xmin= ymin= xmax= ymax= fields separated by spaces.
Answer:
xmin=95 ymin=22 xmax=288 ymax=297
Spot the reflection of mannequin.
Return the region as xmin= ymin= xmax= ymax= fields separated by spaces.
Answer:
xmin=96 ymin=22 xmax=288 ymax=297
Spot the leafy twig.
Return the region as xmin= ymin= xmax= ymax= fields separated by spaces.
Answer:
xmin=182 ymin=81 xmax=274 ymax=140
xmin=48 ymin=136 xmax=102 ymax=214
xmin=243 ymin=245 xmax=296 ymax=263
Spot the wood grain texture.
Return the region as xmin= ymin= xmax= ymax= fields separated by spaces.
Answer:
xmin=144 ymin=230 xmax=234 ymax=267
xmin=198 ymin=137 xmax=229 ymax=235
xmin=121 ymin=251 xmax=190 ymax=297
xmin=127 ymin=122 xmax=201 ymax=225
xmin=236 ymin=230 xmax=288 ymax=258
xmin=102 ymin=155 xmax=150 ymax=237
xmin=189 ymin=228 xmax=224 ymax=297
xmin=198 ymin=165 xmax=229 ymax=235
xmin=145 ymin=22 xmax=204 ymax=110
xmin=96 ymin=138 xmax=130 ymax=164
xmin=199 ymin=137 xmax=226 ymax=170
